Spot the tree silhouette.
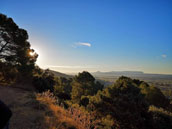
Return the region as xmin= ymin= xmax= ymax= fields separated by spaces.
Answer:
xmin=0 ymin=14 xmax=38 ymax=76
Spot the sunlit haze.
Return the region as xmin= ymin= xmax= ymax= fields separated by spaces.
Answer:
xmin=1 ymin=0 xmax=172 ymax=74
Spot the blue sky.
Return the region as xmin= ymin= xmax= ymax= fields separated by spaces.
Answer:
xmin=1 ymin=0 xmax=172 ymax=74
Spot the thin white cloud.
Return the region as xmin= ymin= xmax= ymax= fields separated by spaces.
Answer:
xmin=74 ymin=42 xmax=91 ymax=47
xmin=161 ymin=54 xmax=167 ymax=58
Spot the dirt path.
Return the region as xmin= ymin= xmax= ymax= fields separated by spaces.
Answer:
xmin=0 ymin=86 xmax=44 ymax=129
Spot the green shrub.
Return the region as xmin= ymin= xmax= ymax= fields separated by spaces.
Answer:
xmin=53 ymin=77 xmax=72 ymax=100
xmin=140 ymin=83 xmax=170 ymax=108
xmin=71 ymin=71 xmax=103 ymax=103
xmin=87 ymin=77 xmax=153 ymax=129
xmin=32 ymin=69 xmax=55 ymax=92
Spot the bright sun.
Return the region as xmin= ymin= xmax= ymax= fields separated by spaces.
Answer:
xmin=29 ymin=51 xmax=35 ymax=56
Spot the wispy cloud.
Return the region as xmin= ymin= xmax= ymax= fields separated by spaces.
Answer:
xmin=72 ymin=42 xmax=91 ymax=48
xmin=161 ymin=54 xmax=167 ymax=58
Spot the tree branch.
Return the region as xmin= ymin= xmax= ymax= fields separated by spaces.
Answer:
xmin=0 ymin=42 xmax=9 ymax=54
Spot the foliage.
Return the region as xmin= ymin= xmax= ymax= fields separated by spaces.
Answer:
xmin=53 ymin=77 xmax=72 ymax=100
xmin=0 ymin=13 xmax=38 ymax=78
xmin=67 ymin=107 xmax=100 ymax=129
xmin=79 ymin=96 xmax=90 ymax=107
xmin=2 ymin=13 xmax=172 ymax=129
xmin=140 ymin=82 xmax=170 ymax=108
xmin=37 ymin=91 xmax=99 ymax=129
xmin=87 ymin=76 xmax=153 ymax=129
xmin=33 ymin=69 xmax=55 ymax=92
xmin=0 ymin=61 xmax=18 ymax=84
xmin=163 ymin=89 xmax=172 ymax=100
xmin=115 ymin=76 xmax=170 ymax=109
xmin=71 ymin=71 xmax=103 ymax=103
xmin=33 ymin=72 xmax=171 ymax=129
xmin=149 ymin=105 xmax=172 ymax=129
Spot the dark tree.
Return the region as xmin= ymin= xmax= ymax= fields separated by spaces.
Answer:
xmin=53 ymin=77 xmax=72 ymax=100
xmin=75 ymin=71 xmax=95 ymax=83
xmin=32 ymin=69 xmax=55 ymax=92
xmin=140 ymin=83 xmax=170 ymax=108
xmin=0 ymin=14 xmax=38 ymax=76
xmin=71 ymin=71 xmax=103 ymax=103
xmin=88 ymin=76 xmax=153 ymax=129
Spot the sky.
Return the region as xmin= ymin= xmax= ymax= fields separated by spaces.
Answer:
xmin=1 ymin=0 xmax=172 ymax=74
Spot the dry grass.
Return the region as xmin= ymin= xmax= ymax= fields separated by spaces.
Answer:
xmin=36 ymin=91 xmax=100 ymax=129
xmin=0 ymin=86 xmax=97 ymax=129
xmin=0 ymin=86 xmax=79 ymax=129
xmin=36 ymin=91 xmax=83 ymax=129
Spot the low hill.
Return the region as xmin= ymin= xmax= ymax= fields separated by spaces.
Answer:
xmin=49 ymin=70 xmax=73 ymax=78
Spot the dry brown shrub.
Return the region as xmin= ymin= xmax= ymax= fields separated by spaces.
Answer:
xmin=36 ymin=91 xmax=100 ymax=129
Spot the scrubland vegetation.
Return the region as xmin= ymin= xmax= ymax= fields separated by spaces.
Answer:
xmin=32 ymin=70 xmax=172 ymax=129
xmin=1 ymin=14 xmax=172 ymax=129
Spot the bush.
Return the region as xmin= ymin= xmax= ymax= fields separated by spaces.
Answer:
xmin=33 ymin=69 xmax=55 ymax=92
xmin=53 ymin=77 xmax=72 ymax=100
xmin=140 ymin=83 xmax=170 ymax=108
xmin=87 ymin=76 xmax=153 ymax=129
xmin=149 ymin=105 xmax=172 ymax=129
xmin=67 ymin=107 xmax=100 ymax=129
xmin=71 ymin=71 xmax=103 ymax=103
xmin=0 ymin=61 xmax=18 ymax=84
xmin=79 ymin=96 xmax=89 ymax=107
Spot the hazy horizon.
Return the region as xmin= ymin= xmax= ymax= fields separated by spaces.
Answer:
xmin=47 ymin=68 xmax=172 ymax=75
xmin=1 ymin=0 xmax=172 ymax=74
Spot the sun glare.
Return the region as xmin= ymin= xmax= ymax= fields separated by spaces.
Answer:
xmin=29 ymin=51 xmax=35 ymax=56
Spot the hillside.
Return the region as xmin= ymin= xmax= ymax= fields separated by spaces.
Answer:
xmin=0 ymin=85 xmax=80 ymax=129
xmin=49 ymin=70 xmax=73 ymax=78
xmin=1 ymin=13 xmax=172 ymax=129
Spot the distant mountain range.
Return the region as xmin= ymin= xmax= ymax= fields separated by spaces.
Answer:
xmin=92 ymin=71 xmax=172 ymax=79
xmin=49 ymin=70 xmax=172 ymax=81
